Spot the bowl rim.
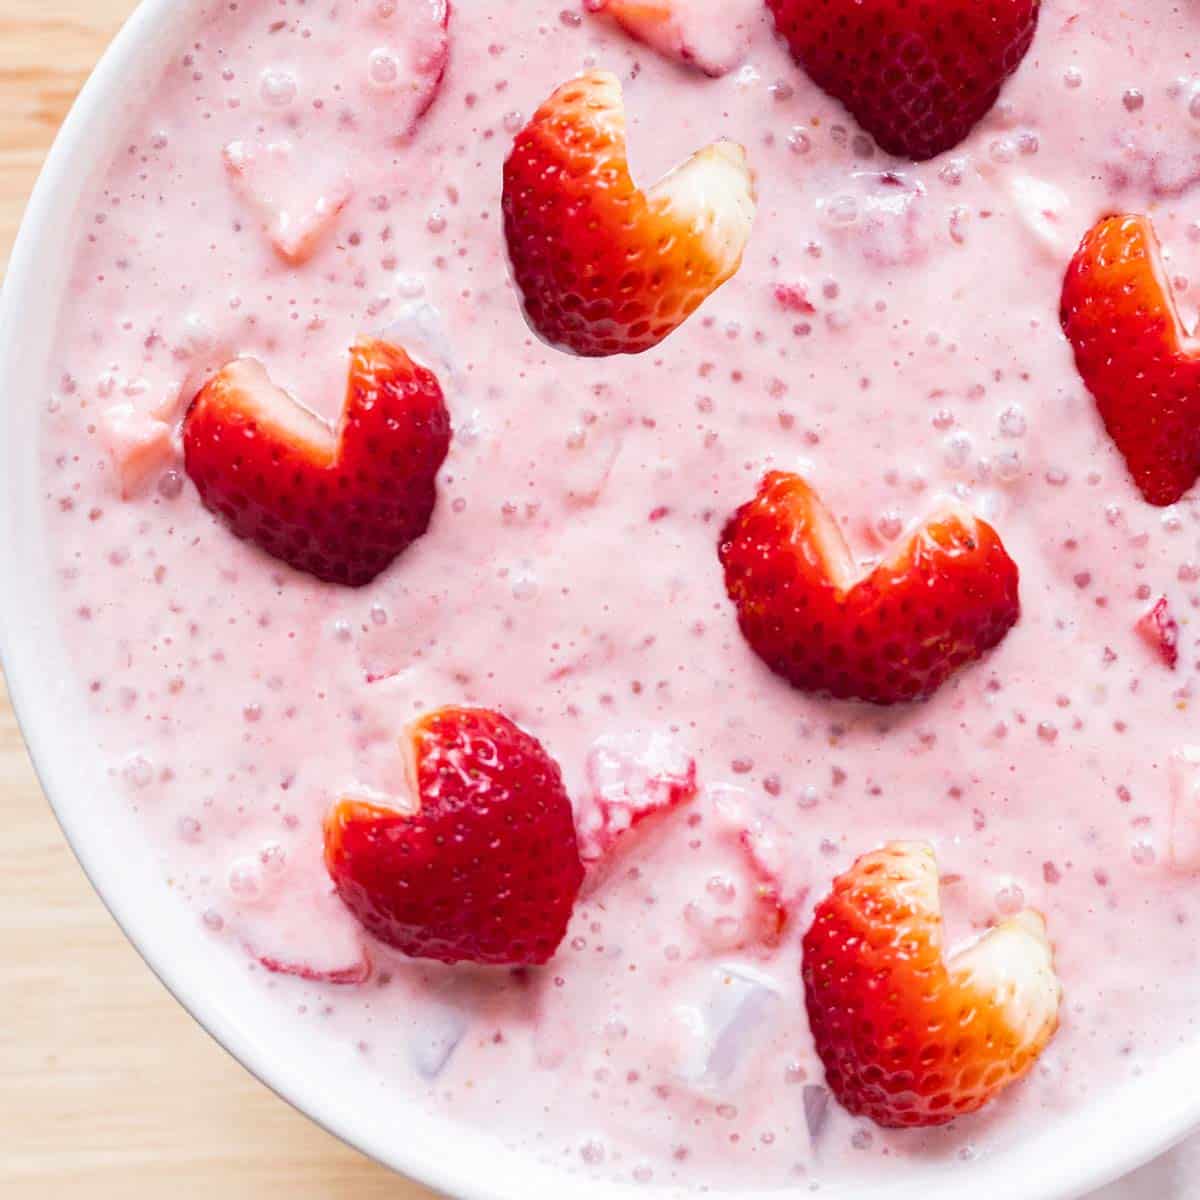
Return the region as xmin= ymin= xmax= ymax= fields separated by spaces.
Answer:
xmin=1 ymin=3 xmax=1198 ymax=1198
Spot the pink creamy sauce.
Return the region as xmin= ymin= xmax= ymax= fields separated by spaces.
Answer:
xmin=37 ymin=0 xmax=1200 ymax=1188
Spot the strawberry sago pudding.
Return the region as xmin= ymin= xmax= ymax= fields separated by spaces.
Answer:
xmin=32 ymin=0 xmax=1200 ymax=1189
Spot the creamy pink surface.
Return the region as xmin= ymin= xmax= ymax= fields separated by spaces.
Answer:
xmin=36 ymin=0 xmax=1200 ymax=1189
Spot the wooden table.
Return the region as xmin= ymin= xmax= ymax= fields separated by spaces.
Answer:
xmin=0 ymin=3 xmax=432 ymax=1194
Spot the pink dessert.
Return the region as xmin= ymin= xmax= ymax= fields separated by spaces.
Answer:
xmin=35 ymin=0 xmax=1200 ymax=1188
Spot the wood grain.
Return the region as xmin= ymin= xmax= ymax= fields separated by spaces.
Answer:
xmin=0 ymin=3 xmax=432 ymax=1195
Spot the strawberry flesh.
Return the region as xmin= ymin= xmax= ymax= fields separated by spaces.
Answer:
xmin=1061 ymin=213 xmax=1200 ymax=507
xmin=719 ymin=472 xmax=1020 ymax=704
xmin=803 ymin=842 xmax=1061 ymax=1128
xmin=502 ymin=71 xmax=756 ymax=357
xmin=1137 ymin=596 xmax=1180 ymax=670
xmin=183 ymin=337 xmax=450 ymax=587
xmin=324 ymin=707 xmax=584 ymax=967
xmin=766 ymin=0 xmax=1040 ymax=162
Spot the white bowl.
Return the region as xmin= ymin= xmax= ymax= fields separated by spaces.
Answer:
xmin=0 ymin=3 xmax=1194 ymax=1197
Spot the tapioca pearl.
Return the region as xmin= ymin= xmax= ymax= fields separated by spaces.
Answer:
xmin=202 ymin=909 xmax=224 ymax=932
xmin=994 ymin=449 xmax=1024 ymax=484
xmin=1132 ymin=838 xmax=1157 ymax=866
xmin=787 ymin=126 xmax=812 ymax=156
xmin=989 ymin=137 xmax=1017 ymax=165
xmin=998 ymin=405 xmax=1026 ymax=438
xmin=874 ymin=511 xmax=903 ymax=541
xmin=228 ymin=856 xmax=265 ymax=900
xmin=367 ymin=47 xmax=401 ymax=90
xmin=120 ymin=753 xmax=155 ymax=789
xmin=259 ymin=842 xmax=287 ymax=875
xmin=943 ymin=431 xmax=973 ymax=471
xmin=177 ymin=816 xmax=203 ymax=844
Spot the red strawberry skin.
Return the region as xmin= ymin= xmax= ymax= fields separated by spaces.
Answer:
xmin=1061 ymin=214 xmax=1200 ymax=507
xmin=719 ymin=472 xmax=1020 ymax=704
xmin=766 ymin=0 xmax=1040 ymax=161
xmin=184 ymin=337 xmax=450 ymax=587
xmin=803 ymin=843 xmax=1060 ymax=1128
xmin=324 ymin=707 xmax=584 ymax=967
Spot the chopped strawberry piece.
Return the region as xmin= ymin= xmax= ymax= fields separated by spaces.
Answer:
xmin=803 ymin=842 xmax=1061 ymax=1128
xmin=231 ymin=853 xmax=373 ymax=987
xmin=685 ymin=787 xmax=791 ymax=953
xmin=222 ymin=140 xmax=353 ymax=266
xmin=576 ymin=731 xmax=699 ymax=866
xmin=183 ymin=338 xmax=450 ymax=587
xmin=1137 ymin=596 xmax=1180 ymax=670
xmin=324 ymin=707 xmax=584 ymax=966
xmin=719 ymin=472 xmax=1020 ymax=704
xmin=586 ymin=0 xmax=760 ymax=78
xmin=98 ymin=403 xmax=174 ymax=498
xmin=502 ymin=71 xmax=756 ymax=356
xmin=766 ymin=0 xmax=1040 ymax=161
xmin=1061 ymin=214 xmax=1200 ymax=506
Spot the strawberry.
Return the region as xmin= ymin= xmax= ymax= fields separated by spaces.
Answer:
xmin=501 ymin=71 xmax=756 ymax=357
xmin=1061 ymin=214 xmax=1200 ymax=507
xmin=719 ymin=472 xmax=1020 ymax=704
xmin=323 ymin=707 xmax=584 ymax=966
xmin=576 ymin=731 xmax=698 ymax=868
xmin=765 ymin=0 xmax=1040 ymax=161
xmin=183 ymin=338 xmax=450 ymax=587
xmin=585 ymin=0 xmax=760 ymax=78
xmin=1137 ymin=595 xmax=1180 ymax=670
xmin=803 ymin=842 xmax=1061 ymax=1128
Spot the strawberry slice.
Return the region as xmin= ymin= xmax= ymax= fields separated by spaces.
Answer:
xmin=183 ymin=338 xmax=450 ymax=587
xmin=502 ymin=71 xmax=756 ymax=357
xmin=586 ymin=0 xmax=761 ymax=77
xmin=803 ymin=842 xmax=1061 ymax=1128
xmin=324 ymin=707 xmax=584 ymax=966
xmin=766 ymin=0 xmax=1040 ymax=161
xmin=719 ymin=472 xmax=1020 ymax=704
xmin=1061 ymin=214 xmax=1200 ymax=507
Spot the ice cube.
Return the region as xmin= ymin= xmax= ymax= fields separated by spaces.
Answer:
xmin=411 ymin=1005 xmax=469 ymax=1079
xmin=379 ymin=300 xmax=457 ymax=379
xmin=803 ymin=1084 xmax=831 ymax=1144
xmin=674 ymin=963 xmax=780 ymax=1089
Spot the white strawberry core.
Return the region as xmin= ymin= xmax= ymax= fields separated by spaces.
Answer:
xmin=217 ymin=358 xmax=336 ymax=460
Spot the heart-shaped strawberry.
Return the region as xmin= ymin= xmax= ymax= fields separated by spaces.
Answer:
xmin=324 ymin=707 xmax=584 ymax=966
xmin=183 ymin=337 xmax=451 ymax=586
xmin=1061 ymin=213 xmax=1200 ymax=507
xmin=502 ymin=71 xmax=756 ymax=357
xmin=804 ymin=842 xmax=1061 ymax=1128
xmin=765 ymin=0 xmax=1041 ymax=161
xmin=719 ymin=472 xmax=1020 ymax=704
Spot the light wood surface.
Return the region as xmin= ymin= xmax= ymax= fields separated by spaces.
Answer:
xmin=0 ymin=3 xmax=432 ymax=1195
